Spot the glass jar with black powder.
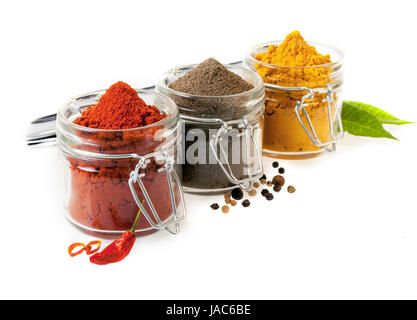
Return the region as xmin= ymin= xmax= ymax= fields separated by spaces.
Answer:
xmin=157 ymin=58 xmax=265 ymax=193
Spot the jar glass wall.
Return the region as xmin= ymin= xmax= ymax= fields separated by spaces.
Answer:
xmin=245 ymin=41 xmax=344 ymax=158
xmin=56 ymin=90 xmax=185 ymax=237
xmin=157 ymin=65 xmax=265 ymax=193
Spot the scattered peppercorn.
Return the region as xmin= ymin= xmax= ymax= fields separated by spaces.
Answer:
xmin=210 ymin=203 xmax=219 ymax=210
xmin=222 ymin=205 xmax=230 ymax=214
xmin=242 ymin=199 xmax=251 ymax=207
xmin=273 ymin=185 xmax=282 ymax=192
xmin=287 ymin=185 xmax=296 ymax=193
xmin=272 ymin=175 xmax=285 ymax=187
xmin=213 ymin=170 xmax=291 ymax=213
xmin=266 ymin=193 xmax=274 ymax=201
xmin=224 ymin=192 xmax=231 ymax=200
xmin=272 ymin=161 xmax=279 ymax=168
xmin=261 ymin=189 xmax=269 ymax=197
xmin=231 ymin=188 xmax=243 ymax=200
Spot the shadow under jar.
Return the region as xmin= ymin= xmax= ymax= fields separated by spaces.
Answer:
xmin=157 ymin=65 xmax=265 ymax=194
xmin=244 ymin=41 xmax=344 ymax=158
xmin=56 ymin=90 xmax=185 ymax=237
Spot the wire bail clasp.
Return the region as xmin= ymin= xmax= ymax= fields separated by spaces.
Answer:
xmin=293 ymin=84 xmax=344 ymax=152
xmin=209 ymin=118 xmax=263 ymax=191
xmin=128 ymin=152 xmax=185 ymax=235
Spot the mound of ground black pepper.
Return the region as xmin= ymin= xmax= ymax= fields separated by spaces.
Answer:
xmin=170 ymin=58 xmax=253 ymax=96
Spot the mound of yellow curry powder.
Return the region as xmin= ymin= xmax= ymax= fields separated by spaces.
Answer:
xmin=255 ymin=31 xmax=332 ymax=87
xmin=254 ymin=31 xmax=337 ymax=155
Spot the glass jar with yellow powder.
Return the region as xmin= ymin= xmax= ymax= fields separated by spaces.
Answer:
xmin=244 ymin=31 xmax=344 ymax=158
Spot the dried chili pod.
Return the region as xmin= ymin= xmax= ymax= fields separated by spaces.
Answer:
xmin=68 ymin=243 xmax=85 ymax=257
xmin=90 ymin=203 xmax=143 ymax=265
xmin=89 ymin=232 xmax=136 ymax=265
xmin=84 ymin=240 xmax=102 ymax=255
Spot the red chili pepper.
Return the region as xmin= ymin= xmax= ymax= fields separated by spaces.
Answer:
xmin=89 ymin=231 xmax=136 ymax=265
xmin=89 ymin=204 xmax=143 ymax=265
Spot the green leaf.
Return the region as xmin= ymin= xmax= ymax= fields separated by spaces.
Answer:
xmin=344 ymin=101 xmax=413 ymax=125
xmin=342 ymin=102 xmax=398 ymax=140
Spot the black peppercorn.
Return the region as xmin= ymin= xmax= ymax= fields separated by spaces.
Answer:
xmin=278 ymin=167 xmax=285 ymax=174
xmin=242 ymin=199 xmax=251 ymax=207
xmin=273 ymin=185 xmax=282 ymax=192
xmin=259 ymin=174 xmax=266 ymax=181
xmin=272 ymin=175 xmax=285 ymax=187
xmin=231 ymin=187 xmax=243 ymax=200
xmin=261 ymin=189 xmax=269 ymax=197
xmin=210 ymin=203 xmax=219 ymax=210
xmin=272 ymin=161 xmax=279 ymax=168
xmin=266 ymin=193 xmax=274 ymax=201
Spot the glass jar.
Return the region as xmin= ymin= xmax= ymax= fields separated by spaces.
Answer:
xmin=245 ymin=41 xmax=344 ymax=158
xmin=56 ymin=89 xmax=185 ymax=237
xmin=157 ymin=64 xmax=265 ymax=193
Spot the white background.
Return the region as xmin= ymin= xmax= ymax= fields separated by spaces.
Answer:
xmin=1 ymin=0 xmax=416 ymax=299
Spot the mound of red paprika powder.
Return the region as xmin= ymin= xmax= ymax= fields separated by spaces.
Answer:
xmin=67 ymin=81 xmax=177 ymax=235
xmin=74 ymin=81 xmax=166 ymax=129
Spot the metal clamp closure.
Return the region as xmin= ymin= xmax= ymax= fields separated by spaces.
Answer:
xmin=128 ymin=152 xmax=185 ymax=235
xmin=266 ymin=83 xmax=344 ymax=152
xmin=208 ymin=118 xmax=263 ymax=191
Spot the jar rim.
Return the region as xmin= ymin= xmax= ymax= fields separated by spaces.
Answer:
xmin=57 ymin=89 xmax=179 ymax=133
xmin=245 ymin=40 xmax=344 ymax=69
xmin=157 ymin=63 xmax=264 ymax=99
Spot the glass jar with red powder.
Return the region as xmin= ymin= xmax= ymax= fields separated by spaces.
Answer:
xmin=56 ymin=87 xmax=185 ymax=237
